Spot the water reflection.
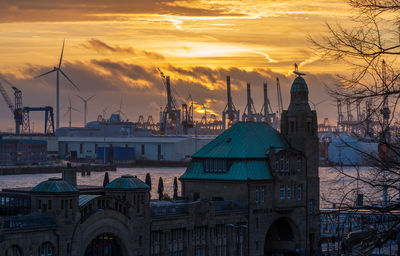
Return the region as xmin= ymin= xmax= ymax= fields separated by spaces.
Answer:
xmin=0 ymin=167 xmax=186 ymax=200
xmin=0 ymin=167 xmax=392 ymax=207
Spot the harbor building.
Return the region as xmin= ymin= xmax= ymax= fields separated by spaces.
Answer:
xmin=58 ymin=136 xmax=211 ymax=162
xmin=0 ymin=74 xmax=320 ymax=255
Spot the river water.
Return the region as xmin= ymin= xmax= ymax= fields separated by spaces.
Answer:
xmin=0 ymin=167 xmax=389 ymax=208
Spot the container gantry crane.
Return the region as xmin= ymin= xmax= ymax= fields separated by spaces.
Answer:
xmin=0 ymin=77 xmax=54 ymax=134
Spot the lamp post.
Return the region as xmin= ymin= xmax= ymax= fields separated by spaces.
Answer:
xmin=227 ymin=224 xmax=248 ymax=256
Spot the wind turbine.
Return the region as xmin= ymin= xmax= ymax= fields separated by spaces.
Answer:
xmin=35 ymin=39 xmax=79 ymax=130
xmin=310 ymin=100 xmax=326 ymax=111
xmin=64 ymin=96 xmax=80 ymax=128
xmin=77 ymin=95 xmax=95 ymax=127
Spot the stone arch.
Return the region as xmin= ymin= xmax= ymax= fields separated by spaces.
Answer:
xmin=84 ymin=233 xmax=123 ymax=255
xmin=71 ymin=209 xmax=133 ymax=255
xmin=264 ymin=217 xmax=301 ymax=256
xmin=5 ymin=245 xmax=23 ymax=256
xmin=38 ymin=241 xmax=55 ymax=256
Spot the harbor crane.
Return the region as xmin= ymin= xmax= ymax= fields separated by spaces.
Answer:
xmin=260 ymin=81 xmax=277 ymax=128
xmin=222 ymin=76 xmax=240 ymax=129
xmin=181 ymin=95 xmax=194 ymax=134
xmin=276 ymin=78 xmax=284 ymax=117
xmin=157 ymin=68 xmax=181 ymax=134
xmin=242 ymin=82 xmax=262 ymax=122
xmin=0 ymin=76 xmax=55 ymax=134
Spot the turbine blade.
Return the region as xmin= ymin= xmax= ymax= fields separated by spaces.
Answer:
xmin=87 ymin=95 xmax=95 ymax=101
xmin=72 ymin=107 xmax=81 ymax=113
xmin=59 ymin=39 xmax=65 ymax=68
xmin=76 ymin=95 xmax=85 ymax=101
xmin=35 ymin=69 xmax=56 ymax=79
xmin=60 ymin=69 xmax=79 ymax=90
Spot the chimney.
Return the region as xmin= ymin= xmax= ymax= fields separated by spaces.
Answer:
xmin=62 ymin=165 xmax=77 ymax=186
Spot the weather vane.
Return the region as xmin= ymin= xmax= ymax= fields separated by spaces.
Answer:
xmin=293 ymin=63 xmax=306 ymax=77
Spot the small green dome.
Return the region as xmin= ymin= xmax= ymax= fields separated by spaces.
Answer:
xmin=31 ymin=177 xmax=79 ymax=194
xmin=290 ymin=76 xmax=308 ymax=93
xmin=105 ymin=174 xmax=150 ymax=191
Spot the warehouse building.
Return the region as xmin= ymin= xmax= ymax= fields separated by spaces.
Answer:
xmin=0 ymin=138 xmax=47 ymax=165
xmin=58 ymin=136 xmax=211 ymax=162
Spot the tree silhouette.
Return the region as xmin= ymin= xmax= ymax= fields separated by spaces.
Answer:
xmin=157 ymin=177 xmax=164 ymax=201
xmin=145 ymin=173 xmax=152 ymax=189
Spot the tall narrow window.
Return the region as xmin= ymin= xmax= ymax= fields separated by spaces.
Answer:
xmin=297 ymin=157 xmax=302 ymax=172
xmin=280 ymin=157 xmax=284 ymax=172
xmin=297 ymin=184 xmax=302 ymax=200
xmin=261 ymin=187 xmax=265 ymax=203
xmin=279 ymin=186 xmax=285 ymax=200
xmin=80 ymin=144 xmax=83 ymax=154
xmin=141 ymin=144 xmax=145 ymax=155
xmin=287 ymin=186 xmax=292 ymax=199
xmin=285 ymin=158 xmax=289 ymax=172
xmin=256 ymin=187 xmax=259 ymax=203
xmin=275 ymin=159 xmax=279 ymax=171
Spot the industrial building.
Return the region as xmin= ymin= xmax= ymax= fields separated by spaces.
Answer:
xmin=0 ymin=138 xmax=47 ymax=165
xmin=58 ymin=136 xmax=211 ymax=162
xmin=1 ymin=134 xmax=58 ymax=157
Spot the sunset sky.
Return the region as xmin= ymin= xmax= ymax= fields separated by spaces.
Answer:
xmin=0 ymin=0 xmax=353 ymax=131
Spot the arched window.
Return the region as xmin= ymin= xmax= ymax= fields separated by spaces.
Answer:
xmin=5 ymin=245 xmax=23 ymax=256
xmin=85 ymin=233 xmax=122 ymax=256
xmin=38 ymin=242 xmax=55 ymax=256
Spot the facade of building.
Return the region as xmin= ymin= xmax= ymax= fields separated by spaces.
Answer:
xmin=58 ymin=136 xmax=211 ymax=162
xmin=0 ymin=139 xmax=47 ymax=165
xmin=0 ymin=75 xmax=320 ymax=256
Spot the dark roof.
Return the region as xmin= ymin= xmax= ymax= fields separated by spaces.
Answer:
xmin=290 ymin=76 xmax=309 ymax=93
xmin=192 ymin=122 xmax=288 ymax=159
xmin=105 ymin=174 xmax=150 ymax=191
xmin=31 ymin=177 xmax=79 ymax=194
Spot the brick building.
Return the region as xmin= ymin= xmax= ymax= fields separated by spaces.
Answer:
xmin=0 ymin=74 xmax=320 ymax=256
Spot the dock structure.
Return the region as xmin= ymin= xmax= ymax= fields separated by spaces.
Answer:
xmin=321 ymin=208 xmax=400 ymax=255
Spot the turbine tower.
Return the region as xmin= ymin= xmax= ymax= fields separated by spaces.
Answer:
xmin=77 ymin=95 xmax=95 ymax=127
xmin=35 ymin=39 xmax=79 ymax=130
xmin=64 ymin=96 xmax=80 ymax=128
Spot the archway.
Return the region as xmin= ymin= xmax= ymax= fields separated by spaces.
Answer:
xmin=84 ymin=233 xmax=122 ymax=256
xmin=5 ymin=245 xmax=23 ymax=256
xmin=264 ymin=218 xmax=300 ymax=256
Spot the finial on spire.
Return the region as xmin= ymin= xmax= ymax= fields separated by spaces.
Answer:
xmin=293 ymin=63 xmax=306 ymax=77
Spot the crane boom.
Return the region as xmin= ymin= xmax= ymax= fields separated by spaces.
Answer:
xmin=276 ymin=78 xmax=283 ymax=116
xmin=0 ymin=81 xmax=14 ymax=113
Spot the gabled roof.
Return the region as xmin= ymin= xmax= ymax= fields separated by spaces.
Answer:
xmin=31 ymin=177 xmax=79 ymax=194
xmin=192 ymin=122 xmax=289 ymax=159
xmin=105 ymin=174 xmax=150 ymax=191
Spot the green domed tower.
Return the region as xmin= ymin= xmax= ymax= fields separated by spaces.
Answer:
xmin=105 ymin=174 xmax=151 ymax=217
xmin=31 ymin=177 xmax=79 ymax=220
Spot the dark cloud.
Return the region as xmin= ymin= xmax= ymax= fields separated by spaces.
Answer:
xmin=0 ymin=59 xmax=337 ymax=132
xmin=0 ymin=0 xmax=244 ymax=23
xmin=82 ymin=39 xmax=165 ymax=60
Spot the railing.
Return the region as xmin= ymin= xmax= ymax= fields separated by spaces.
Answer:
xmin=151 ymin=203 xmax=189 ymax=218
xmin=213 ymin=200 xmax=247 ymax=213
xmin=3 ymin=214 xmax=56 ymax=231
